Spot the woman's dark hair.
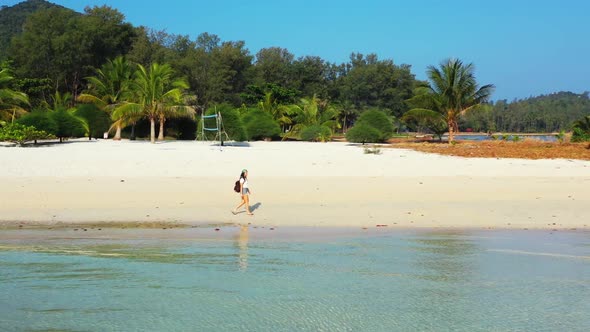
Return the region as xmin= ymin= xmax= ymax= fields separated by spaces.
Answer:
xmin=240 ymin=171 xmax=246 ymax=179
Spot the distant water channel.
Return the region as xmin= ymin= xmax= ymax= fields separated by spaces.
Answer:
xmin=1 ymin=228 xmax=588 ymax=331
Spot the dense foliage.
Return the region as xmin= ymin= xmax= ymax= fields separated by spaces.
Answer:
xmin=49 ymin=109 xmax=86 ymax=141
xmin=74 ymin=104 xmax=111 ymax=139
xmin=345 ymin=123 xmax=384 ymax=144
xmin=300 ymin=124 xmax=332 ymax=142
xmin=460 ymin=92 xmax=590 ymax=133
xmin=0 ymin=122 xmax=54 ymax=146
xmin=16 ymin=110 xmax=58 ymax=134
xmin=242 ymin=109 xmax=281 ymax=141
xmin=0 ymin=0 xmax=63 ymax=59
xmin=402 ymin=108 xmax=447 ymax=140
xmin=352 ymin=110 xmax=394 ymax=141
xmin=201 ymin=104 xmax=247 ymax=142
xmin=571 ymin=116 xmax=590 ymax=142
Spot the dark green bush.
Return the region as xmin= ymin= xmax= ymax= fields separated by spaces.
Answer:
xmin=199 ymin=104 xmax=247 ymax=142
xmin=74 ymin=104 xmax=111 ymax=139
xmin=16 ymin=111 xmax=58 ymax=134
xmin=572 ymin=116 xmax=590 ymax=142
xmin=345 ymin=123 xmax=384 ymax=143
xmin=49 ymin=109 xmax=86 ymax=141
xmin=0 ymin=123 xmax=55 ymax=146
xmin=355 ymin=110 xmax=394 ymax=140
xmin=300 ymin=124 xmax=332 ymax=142
xmin=242 ymin=109 xmax=281 ymax=140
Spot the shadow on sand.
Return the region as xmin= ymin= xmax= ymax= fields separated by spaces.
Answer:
xmin=250 ymin=202 xmax=262 ymax=212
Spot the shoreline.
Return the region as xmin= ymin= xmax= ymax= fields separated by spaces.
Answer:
xmin=1 ymin=225 xmax=587 ymax=244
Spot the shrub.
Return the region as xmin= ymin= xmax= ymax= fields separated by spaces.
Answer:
xmin=556 ymin=130 xmax=566 ymax=143
xmin=242 ymin=109 xmax=281 ymax=140
xmin=345 ymin=123 xmax=383 ymax=144
xmin=355 ymin=110 xmax=394 ymax=140
xmin=74 ymin=104 xmax=111 ymax=139
xmin=0 ymin=123 xmax=55 ymax=146
xmin=300 ymin=124 xmax=332 ymax=142
xmin=49 ymin=109 xmax=86 ymax=142
xmin=572 ymin=116 xmax=590 ymax=142
xmin=16 ymin=111 xmax=58 ymax=134
xmin=572 ymin=127 xmax=590 ymax=142
xmin=199 ymin=104 xmax=247 ymax=142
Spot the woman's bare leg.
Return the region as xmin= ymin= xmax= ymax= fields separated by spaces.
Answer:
xmin=234 ymin=196 xmax=246 ymax=213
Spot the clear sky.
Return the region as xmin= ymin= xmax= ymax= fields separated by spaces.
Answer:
xmin=3 ymin=0 xmax=589 ymax=100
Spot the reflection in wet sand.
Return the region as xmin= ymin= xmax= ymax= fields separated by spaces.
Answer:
xmin=236 ymin=226 xmax=249 ymax=271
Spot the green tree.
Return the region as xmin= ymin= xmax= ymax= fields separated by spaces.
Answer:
xmin=200 ymin=104 xmax=247 ymax=142
xmin=16 ymin=110 xmax=58 ymax=135
xmin=78 ymin=56 xmax=134 ymax=140
xmin=10 ymin=6 xmax=135 ymax=98
xmin=353 ymin=109 xmax=394 ymax=141
xmin=74 ymin=104 xmax=111 ymax=140
xmin=571 ymin=116 xmax=590 ymax=142
xmin=49 ymin=108 xmax=86 ymax=142
xmin=253 ymin=47 xmax=295 ymax=88
xmin=0 ymin=67 xmax=29 ymax=125
xmin=242 ymin=108 xmax=281 ymax=141
xmin=0 ymin=0 xmax=62 ymax=60
xmin=407 ymin=59 xmax=494 ymax=142
xmin=175 ymin=33 xmax=253 ymax=108
xmin=345 ymin=123 xmax=383 ymax=144
xmin=402 ymin=108 xmax=448 ymax=140
xmin=337 ymin=53 xmax=416 ymax=117
xmin=300 ymin=124 xmax=332 ymax=142
xmin=114 ymin=63 xmax=191 ymax=143
xmin=283 ymin=95 xmax=339 ymax=140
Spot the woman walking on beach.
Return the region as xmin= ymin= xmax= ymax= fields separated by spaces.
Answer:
xmin=233 ymin=169 xmax=253 ymax=216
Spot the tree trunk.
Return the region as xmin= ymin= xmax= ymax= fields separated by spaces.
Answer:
xmin=150 ymin=118 xmax=156 ymax=144
xmin=448 ymin=118 xmax=455 ymax=143
xmin=158 ymin=115 xmax=165 ymax=141
xmin=130 ymin=123 xmax=136 ymax=141
xmin=114 ymin=124 xmax=122 ymax=141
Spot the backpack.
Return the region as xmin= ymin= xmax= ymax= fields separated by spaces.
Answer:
xmin=233 ymin=180 xmax=241 ymax=193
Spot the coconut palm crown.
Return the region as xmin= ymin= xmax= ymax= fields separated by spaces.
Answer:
xmin=0 ymin=68 xmax=29 ymax=125
xmin=407 ymin=59 xmax=494 ymax=142
xmin=77 ymin=56 xmax=134 ymax=140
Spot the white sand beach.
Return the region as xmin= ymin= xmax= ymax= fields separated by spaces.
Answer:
xmin=1 ymin=140 xmax=589 ymax=229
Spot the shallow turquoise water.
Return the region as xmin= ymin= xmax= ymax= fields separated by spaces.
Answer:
xmin=1 ymin=229 xmax=589 ymax=331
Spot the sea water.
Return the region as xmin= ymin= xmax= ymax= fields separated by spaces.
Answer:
xmin=0 ymin=228 xmax=588 ymax=331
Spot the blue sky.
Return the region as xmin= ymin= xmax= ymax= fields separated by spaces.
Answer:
xmin=4 ymin=0 xmax=589 ymax=100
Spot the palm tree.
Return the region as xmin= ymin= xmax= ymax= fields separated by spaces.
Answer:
xmin=407 ymin=59 xmax=494 ymax=142
xmin=282 ymin=95 xmax=340 ymax=140
xmin=77 ymin=57 xmax=134 ymax=140
xmin=0 ymin=68 xmax=29 ymax=125
xmin=402 ymin=108 xmax=448 ymax=140
xmin=116 ymin=63 xmax=192 ymax=143
xmin=258 ymin=91 xmax=294 ymax=132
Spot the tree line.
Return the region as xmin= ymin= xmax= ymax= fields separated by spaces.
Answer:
xmin=1 ymin=1 xmax=588 ymax=144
